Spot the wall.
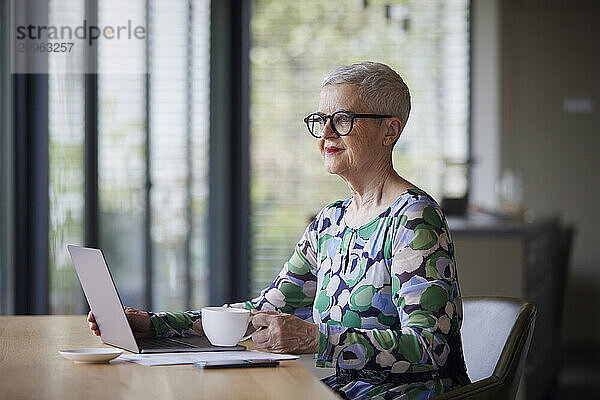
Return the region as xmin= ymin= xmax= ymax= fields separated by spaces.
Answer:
xmin=471 ymin=0 xmax=501 ymax=211
xmin=500 ymin=0 xmax=600 ymax=345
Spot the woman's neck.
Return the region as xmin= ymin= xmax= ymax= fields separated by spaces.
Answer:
xmin=341 ymin=158 xmax=408 ymax=212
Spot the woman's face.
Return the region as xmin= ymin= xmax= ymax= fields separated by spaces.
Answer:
xmin=317 ymin=84 xmax=387 ymax=177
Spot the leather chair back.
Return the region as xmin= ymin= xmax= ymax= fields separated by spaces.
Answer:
xmin=433 ymin=296 xmax=536 ymax=400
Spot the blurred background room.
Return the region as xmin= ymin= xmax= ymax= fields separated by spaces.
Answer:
xmin=0 ymin=0 xmax=598 ymax=398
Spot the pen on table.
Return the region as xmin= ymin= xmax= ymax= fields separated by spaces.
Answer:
xmin=194 ymin=359 xmax=280 ymax=369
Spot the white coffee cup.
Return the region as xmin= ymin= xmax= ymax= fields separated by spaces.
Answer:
xmin=201 ymin=307 xmax=251 ymax=346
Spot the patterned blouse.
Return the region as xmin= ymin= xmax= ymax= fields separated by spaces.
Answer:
xmin=149 ymin=188 xmax=470 ymax=399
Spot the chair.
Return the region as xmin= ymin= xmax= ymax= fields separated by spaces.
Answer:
xmin=555 ymin=225 xmax=575 ymax=352
xmin=433 ymin=296 xmax=536 ymax=400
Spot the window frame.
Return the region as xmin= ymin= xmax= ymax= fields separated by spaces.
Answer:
xmin=1 ymin=0 xmax=14 ymax=315
xmin=12 ymin=0 xmax=51 ymax=315
xmin=208 ymin=0 xmax=251 ymax=305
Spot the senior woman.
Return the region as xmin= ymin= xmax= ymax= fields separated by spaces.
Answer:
xmin=89 ymin=61 xmax=470 ymax=399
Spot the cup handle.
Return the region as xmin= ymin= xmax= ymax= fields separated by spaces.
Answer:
xmin=240 ymin=325 xmax=264 ymax=342
xmin=240 ymin=334 xmax=253 ymax=342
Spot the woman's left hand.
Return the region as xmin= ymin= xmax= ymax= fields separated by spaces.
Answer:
xmin=250 ymin=309 xmax=319 ymax=354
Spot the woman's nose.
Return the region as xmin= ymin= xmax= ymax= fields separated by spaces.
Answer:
xmin=321 ymin=118 xmax=337 ymax=139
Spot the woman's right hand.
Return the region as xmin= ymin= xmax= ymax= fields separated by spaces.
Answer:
xmin=87 ymin=306 xmax=155 ymax=339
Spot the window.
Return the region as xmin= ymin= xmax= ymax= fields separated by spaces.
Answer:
xmin=47 ymin=0 xmax=210 ymax=313
xmin=31 ymin=0 xmax=469 ymax=313
xmin=249 ymin=0 xmax=470 ymax=295
xmin=48 ymin=0 xmax=86 ymax=314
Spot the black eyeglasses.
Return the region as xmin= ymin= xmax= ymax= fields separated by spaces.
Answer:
xmin=303 ymin=110 xmax=394 ymax=138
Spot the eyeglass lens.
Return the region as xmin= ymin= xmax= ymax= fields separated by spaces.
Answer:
xmin=306 ymin=114 xmax=324 ymax=136
xmin=307 ymin=112 xmax=352 ymax=136
xmin=332 ymin=112 xmax=352 ymax=134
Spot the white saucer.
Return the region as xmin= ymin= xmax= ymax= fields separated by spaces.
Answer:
xmin=59 ymin=348 xmax=124 ymax=363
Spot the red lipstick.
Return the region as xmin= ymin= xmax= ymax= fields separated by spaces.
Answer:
xmin=325 ymin=146 xmax=344 ymax=155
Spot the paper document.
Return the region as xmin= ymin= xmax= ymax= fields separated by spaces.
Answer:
xmin=118 ymin=350 xmax=299 ymax=366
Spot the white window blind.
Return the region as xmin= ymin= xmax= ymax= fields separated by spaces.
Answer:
xmin=48 ymin=0 xmax=85 ymax=314
xmin=98 ymin=0 xmax=147 ymax=308
xmin=98 ymin=0 xmax=210 ymax=311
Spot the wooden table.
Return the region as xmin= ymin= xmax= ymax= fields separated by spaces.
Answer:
xmin=0 ymin=316 xmax=339 ymax=400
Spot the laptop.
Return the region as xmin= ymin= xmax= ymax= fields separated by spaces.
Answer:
xmin=67 ymin=245 xmax=246 ymax=354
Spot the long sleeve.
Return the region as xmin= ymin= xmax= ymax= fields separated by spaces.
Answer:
xmin=316 ymin=199 xmax=464 ymax=374
xmin=149 ymin=214 xmax=321 ymax=337
xmin=229 ymin=215 xmax=320 ymax=321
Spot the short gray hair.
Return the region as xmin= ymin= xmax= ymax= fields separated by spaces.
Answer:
xmin=321 ymin=61 xmax=411 ymax=132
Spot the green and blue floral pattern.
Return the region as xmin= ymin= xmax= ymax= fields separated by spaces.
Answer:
xmin=150 ymin=189 xmax=469 ymax=399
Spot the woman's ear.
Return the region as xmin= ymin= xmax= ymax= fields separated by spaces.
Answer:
xmin=382 ymin=118 xmax=402 ymax=147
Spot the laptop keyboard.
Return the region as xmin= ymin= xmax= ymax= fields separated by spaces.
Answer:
xmin=137 ymin=337 xmax=197 ymax=350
